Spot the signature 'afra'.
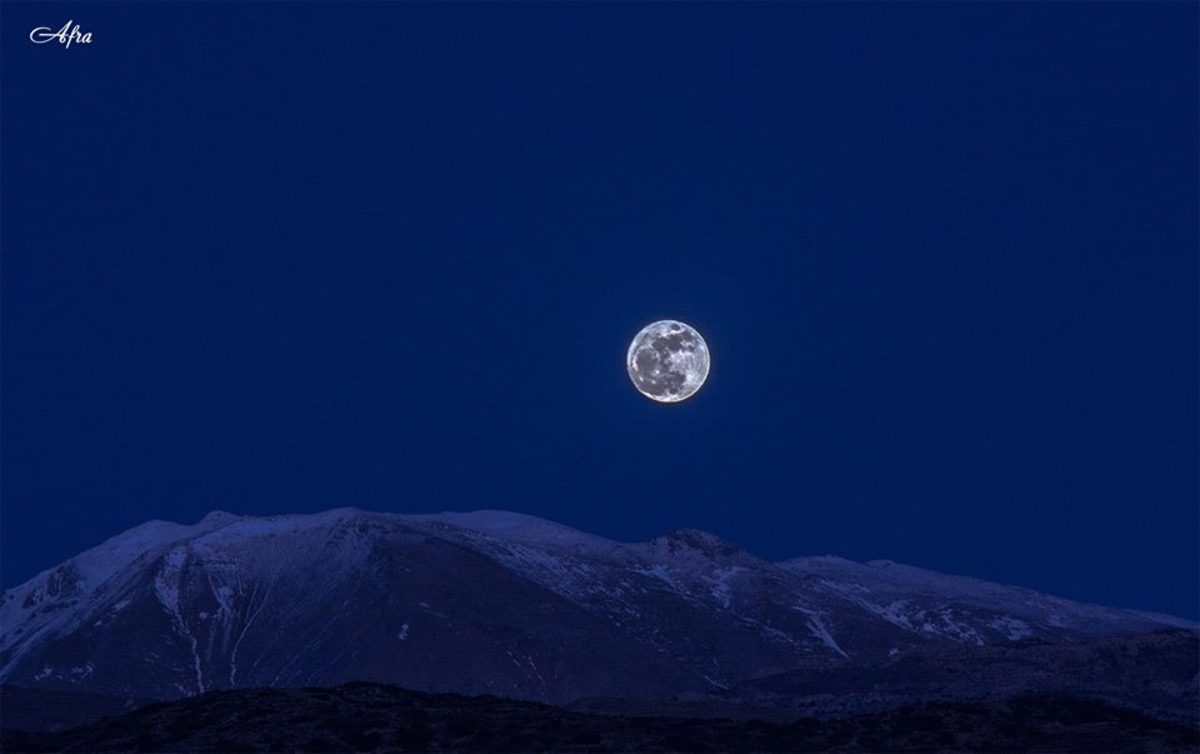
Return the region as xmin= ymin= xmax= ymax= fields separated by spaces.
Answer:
xmin=29 ymin=20 xmax=93 ymax=49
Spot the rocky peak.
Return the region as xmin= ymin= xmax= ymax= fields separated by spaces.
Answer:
xmin=650 ymin=528 xmax=743 ymax=558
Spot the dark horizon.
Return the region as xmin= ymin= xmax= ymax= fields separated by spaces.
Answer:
xmin=3 ymin=2 xmax=1197 ymax=621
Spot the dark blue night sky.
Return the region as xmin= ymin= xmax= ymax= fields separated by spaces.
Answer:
xmin=3 ymin=3 xmax=1196 ymax=619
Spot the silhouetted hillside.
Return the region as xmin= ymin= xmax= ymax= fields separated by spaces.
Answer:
xmin=3 ymin=683 xmax=1197 ymax=753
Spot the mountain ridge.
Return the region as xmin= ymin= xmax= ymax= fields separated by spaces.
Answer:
xmin=2 ymin=507 xmax=1194 ymax=711
xmin=8 ymin=506 xmax=1190 ymax=622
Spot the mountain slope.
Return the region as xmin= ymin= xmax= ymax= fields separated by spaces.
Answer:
xmin=1 ymin=508 xmax=1192 ymax=706
xmin=780 ymin=555 xmax=1195 ymax=642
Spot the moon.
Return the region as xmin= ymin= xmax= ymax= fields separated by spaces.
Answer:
xmin=626 ymin=320 xmax=710 ymax=403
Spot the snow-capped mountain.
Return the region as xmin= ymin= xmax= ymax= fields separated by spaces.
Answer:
xmin=1 ymin=509 xmax=1191 ymax=704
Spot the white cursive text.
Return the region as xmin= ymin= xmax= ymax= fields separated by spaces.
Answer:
xmin=29 ymin=21 xmax=92 ymax=49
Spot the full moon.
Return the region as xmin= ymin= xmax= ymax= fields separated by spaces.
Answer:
xmin=626 ymin=320 xmax=710 ymax=403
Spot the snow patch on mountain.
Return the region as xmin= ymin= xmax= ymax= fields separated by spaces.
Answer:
xmin=706 ymin=567 xmax=748 ymax=609
xmin=154 ymin=547 xmax=205 ymax=693
xmin=990 ymin=616 xmax=1033 ymax=641
xmin=793 ymin=606 xmax=849 ymax=658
